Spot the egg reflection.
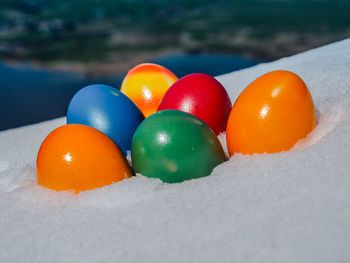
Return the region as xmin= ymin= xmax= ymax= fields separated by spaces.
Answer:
xmin=64 ymin=152 xmax=72 ymax=163
xmin=259 ymin=105 xmax=269 ymax=119
xmin=142 ymin=86 xmax=153 ymax=102
xmin=157 ymin=132 xmax=170 ymax=145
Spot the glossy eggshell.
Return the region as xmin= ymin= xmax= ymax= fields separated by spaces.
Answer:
xmin=158 ymin=73 xmax=232 ymax=135
xmin=226 ymin=70 xmax=316 ymax=155
xmin=121 ymin=63 xmax=178 ymax=117
xmin=131 ymin=110 xmax=226 ymax=183
xmin=67 ymin=84 xmax=144 ymax=155
xmin=36 ymin=124 xmax=133 ymax=193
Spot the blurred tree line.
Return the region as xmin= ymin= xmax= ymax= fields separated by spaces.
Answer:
xmin=1 ymin=0 xmax=350 ymax=62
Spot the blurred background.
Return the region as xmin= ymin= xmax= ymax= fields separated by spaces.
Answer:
xmin=1 ymin=0 xmax=350 ymax=131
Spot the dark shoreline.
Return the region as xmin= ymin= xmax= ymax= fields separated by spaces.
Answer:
xmin=0 ymin=52 xmax=258 ymax=131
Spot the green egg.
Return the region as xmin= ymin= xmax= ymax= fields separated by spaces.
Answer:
xmin=131 ymin=110 xmax=226 ymax=183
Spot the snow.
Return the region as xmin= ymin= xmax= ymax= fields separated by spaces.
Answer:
xmin=1 ymin=39 xmax=350 ymax=262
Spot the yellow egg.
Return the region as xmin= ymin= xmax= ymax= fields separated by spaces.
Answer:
xmin=121 ymin=63 xmax=178 ymax=117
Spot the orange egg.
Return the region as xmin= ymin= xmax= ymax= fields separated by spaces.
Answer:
xmin=121 ymin=63 xmax=178 ymax=117
xmin=226 ymin=70 xmax=316 ymax=155
xmin=36 ymin=124 xmax=133 ymax=193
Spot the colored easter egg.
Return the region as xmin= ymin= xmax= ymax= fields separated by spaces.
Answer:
xmin=36 ymin=124 xmax=133 ymax=193
xmin=158 ymin=73 xmax=232 ymax=135
xmin=67 ymin=84 xmax=144 ymax=155
xmin=121 ymin=63 xmax=178 ymax=117
xmin=226 ymin=70 xmax=316 ymax=155
xmin=132 ymin=110 xmax=226 ymax=183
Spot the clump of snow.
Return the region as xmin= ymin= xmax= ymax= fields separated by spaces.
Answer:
xmin=293 ymin=98 xmax=346 ymax=150
xmin=1 ymin=39 xmax=350 ymax=262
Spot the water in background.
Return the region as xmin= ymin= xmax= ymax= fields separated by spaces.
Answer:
xmin=0 ymin=54 xmax=257 ymax=131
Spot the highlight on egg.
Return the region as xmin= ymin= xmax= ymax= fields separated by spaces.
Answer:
xmin=226 ymin=70 xmax=316 ymax=155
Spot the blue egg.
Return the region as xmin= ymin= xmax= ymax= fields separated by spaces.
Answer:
xmin=67 ymin=84 xmax=144 ymax=155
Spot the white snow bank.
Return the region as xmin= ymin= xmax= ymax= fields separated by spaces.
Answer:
xmin=1 ymin=39 xmax=350 ymax=263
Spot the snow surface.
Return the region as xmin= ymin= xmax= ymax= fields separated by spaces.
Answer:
xmin=1 ymin=39 xmax=350 ymax=262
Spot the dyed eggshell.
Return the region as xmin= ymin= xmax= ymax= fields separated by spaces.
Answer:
xmin=67 ymin=84 xmax=144 ymax=155
xmin=158 ymin=73 xmax=232 ymax=135
xmin=121 ymin=63 xmax=178 ymax=117
xmin=226 ymin=70 xmax=316 ymax=155
xmin=36 ymin=124 xmax=133 ymax=193
xmin=131 ymin=110 xmax=226 ymax=183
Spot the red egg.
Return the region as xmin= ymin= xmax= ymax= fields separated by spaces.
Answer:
xmin=158 ymin=73 xmax=232 ymax=135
